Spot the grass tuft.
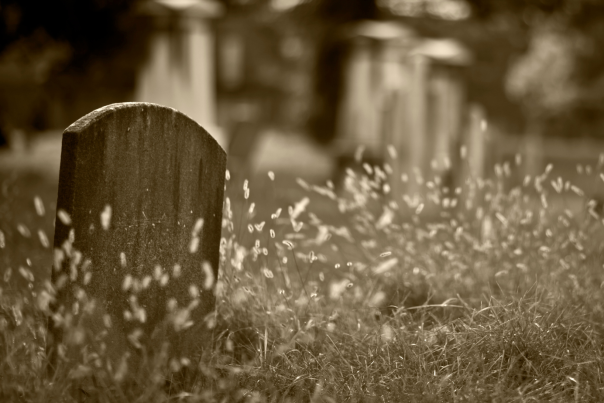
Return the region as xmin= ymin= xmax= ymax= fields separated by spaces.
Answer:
xmin=2 ymin=156 xmax=604 ymax=401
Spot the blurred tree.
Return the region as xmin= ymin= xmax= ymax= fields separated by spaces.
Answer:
xmin=467 ymin=0 xmax=604 ymax=137
xmin=0 ymin=0 xmax=136 ymax=68
xmin=506 ymin=20 xmax=576 ymax=119
xmin=0 ymin=0 xmax=141 ymax=139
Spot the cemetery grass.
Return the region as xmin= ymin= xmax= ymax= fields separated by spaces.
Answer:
xmin=3 ymin=161 xmax=604 ymax=402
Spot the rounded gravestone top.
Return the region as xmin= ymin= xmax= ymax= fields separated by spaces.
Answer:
xmin=136 ymin=0 xmax=223 ymax=17
xmin=65 ymin=102 xmax=224 ymax=154
xmin=410 ymin=38 xmax=473 ymax=66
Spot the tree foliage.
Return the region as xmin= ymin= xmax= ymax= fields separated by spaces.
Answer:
xmin=467 ymin=0 xmax=604 ymax=126
xmin=0 ymin=0 xmax=136 ymax=67
xmin=0 ymin=1 xmax=148 ymax=138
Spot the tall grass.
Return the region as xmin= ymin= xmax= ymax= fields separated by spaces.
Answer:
xmin=2 ymin=154 xmax=604 ymax=402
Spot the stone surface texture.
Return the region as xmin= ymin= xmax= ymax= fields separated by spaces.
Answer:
xmin=50 ymin=102 xmax=226 ymax=367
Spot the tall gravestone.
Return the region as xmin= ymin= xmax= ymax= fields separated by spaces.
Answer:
xmin=48 ymin=103 xmax=226 ymax=372
xmin=135 ymin=0 xmax=225 ymax=148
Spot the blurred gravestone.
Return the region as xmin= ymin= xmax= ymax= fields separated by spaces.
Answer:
xmin=48 ymin=102 xmax=226 ymax=372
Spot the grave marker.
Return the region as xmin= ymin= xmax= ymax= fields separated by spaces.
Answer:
xmin=48 ymin=102 xmax=226 ymax=372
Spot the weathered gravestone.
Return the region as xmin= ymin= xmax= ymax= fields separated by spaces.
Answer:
xmin=48 ymin=102 xmax=226 ymax=372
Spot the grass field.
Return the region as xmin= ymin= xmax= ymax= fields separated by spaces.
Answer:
xmin=2 ymin=155 xmax=604 ymax=402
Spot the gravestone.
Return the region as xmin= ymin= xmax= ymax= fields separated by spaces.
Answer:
xmin=135 ymin=0 xmax=225 ymax=148
xmin=48 ymin=102 xmax=226 ymax=372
